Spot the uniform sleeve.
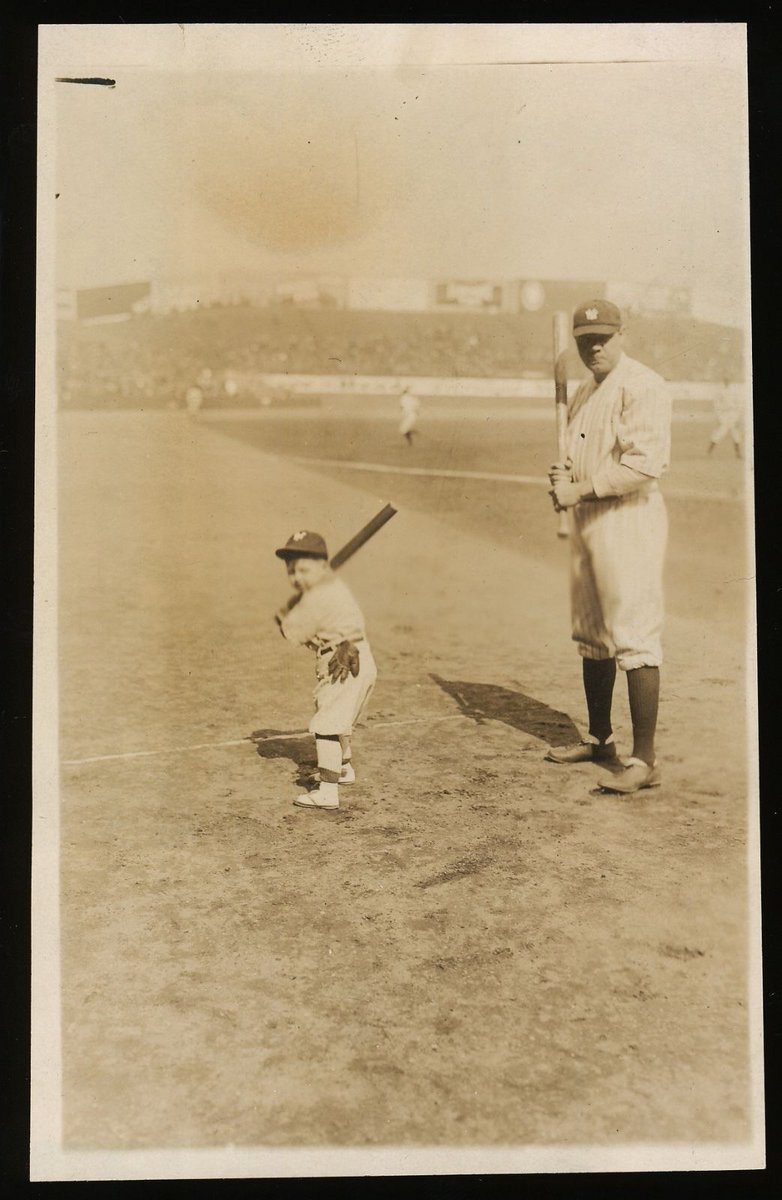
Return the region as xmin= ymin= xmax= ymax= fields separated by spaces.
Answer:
xmin=592 ymin=462 xmax=657 ymax=498
xmin=278 ymin=580 xmax=366 ymax=647
xmin=278 ymin=593 xmax=321 ymax=646
xmin=592 ymin=374 xmax=672 ymax=498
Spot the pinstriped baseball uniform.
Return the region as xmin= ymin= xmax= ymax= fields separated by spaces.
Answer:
xmin=566 ymin=353 xmax=672 ymax=670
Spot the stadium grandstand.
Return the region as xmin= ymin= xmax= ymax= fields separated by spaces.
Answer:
xmin=55 ymin=276 xmax=744 ymax=411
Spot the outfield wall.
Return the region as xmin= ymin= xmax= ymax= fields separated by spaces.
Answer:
xmin=244 ymin=372 xmax=740 ymax=405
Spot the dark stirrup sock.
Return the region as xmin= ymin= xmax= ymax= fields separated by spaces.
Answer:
xmin=583 ymin=657 xmax=617 ymax=744
xmin=627 ymin=666 xmax=660 ymax=765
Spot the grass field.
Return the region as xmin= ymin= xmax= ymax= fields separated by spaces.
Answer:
xmin=47 ymin=402 xmax=760 ymax=1173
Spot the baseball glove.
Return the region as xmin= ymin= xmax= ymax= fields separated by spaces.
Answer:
xmin=328 ymin=640 xmax=361 ymax=683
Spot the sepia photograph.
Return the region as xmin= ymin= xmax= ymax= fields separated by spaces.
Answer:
xmin=32 ymin=23 xmax=761 ymax=1179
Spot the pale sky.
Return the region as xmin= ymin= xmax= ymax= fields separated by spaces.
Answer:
xmin=46 ymin=25 xmax=749 ymax=321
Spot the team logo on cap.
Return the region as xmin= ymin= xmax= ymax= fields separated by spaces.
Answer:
xmin=292 ymin=530 xmax=308 ymax=541
xmin=585 ymin=307 xmax=599 ymax=321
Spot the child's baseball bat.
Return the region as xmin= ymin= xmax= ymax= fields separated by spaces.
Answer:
xmin=329 ymin=503 xmax=398 ymax=570
xmin=553 ymin=311 xmax=571 ymax=539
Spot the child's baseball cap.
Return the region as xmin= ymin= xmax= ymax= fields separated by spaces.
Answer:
xmin=275 ymin=530 xmax=329 ymax=560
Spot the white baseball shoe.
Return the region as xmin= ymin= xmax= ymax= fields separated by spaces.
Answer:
xmin=294 ymin=786 xmax=339 ymax=810
xmin=339 ymin=762 xmax=356 ymax=784
xmin=545 ymin=734 xmax=617 ymax=765
xmin=597 ymin=757 xmax=661 ymax=794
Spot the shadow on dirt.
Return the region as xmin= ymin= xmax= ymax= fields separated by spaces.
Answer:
xmin=430 ymin=675 xmax=579 ymax=745
xmin=250 ymin=728 xmax=316 ymax=787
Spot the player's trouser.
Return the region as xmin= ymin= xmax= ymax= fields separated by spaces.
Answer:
xmin=569 ymin=489 xmax=667 ymax=670
xmin=399 ymin=416 xmax=416 ymax=435
xmin=309 ymin=640 xmax=377 ymax=736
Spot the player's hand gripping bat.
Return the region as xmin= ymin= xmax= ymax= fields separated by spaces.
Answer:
xmin=552 ymin=311 xmax=571 ymax=538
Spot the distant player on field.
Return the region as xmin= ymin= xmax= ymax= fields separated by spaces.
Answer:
xmin=398 ymin=385 xmax=420 ymax=445
xmin=546 ymin=300 xmax=673 ymax=795
xmin=184 ymin=384 xmax=203 ymax=416
xmin=707 ymin=380 xmax=743 ymax=459
xmin=274 ymin=531 xmax=377 ymax=811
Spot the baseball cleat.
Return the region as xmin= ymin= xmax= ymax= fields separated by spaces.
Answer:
xmin=545 ymin=736 xmax=617 ymax=765
xmin=597 ymin=757 xmax=661 ymax=794
xmin=294 ymin=787 xmax=339 ymax=810
xmin=339 ymin=762 xmax=356 ymax=784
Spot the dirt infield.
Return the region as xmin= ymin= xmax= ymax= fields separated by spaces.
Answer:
xmin=54 ymin=410 xmax=757 ymax=1155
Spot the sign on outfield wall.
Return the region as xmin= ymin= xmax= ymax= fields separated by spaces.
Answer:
xmin=346 ymin=277 xmax=431 ymax=312
xmin=434 ymin=281 xmax=503 ymax=310
xmin=273 ymin=276 xmax=345 ymax=308
xmin=258 ymin=373 xmax=538 ymax=398
xmin=510 ymin=280 xmax=608 ymax=316
xmin=518 ymin=281 xmax=545 ymax=311
xmin=253 ymin=373 xmax=720 ymax=404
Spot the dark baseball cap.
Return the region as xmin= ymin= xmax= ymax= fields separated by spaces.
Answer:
xmin=572 ymin=299 xmax=623 ymax=338
xmin=275 ymin=530 xmax=329 ymax=560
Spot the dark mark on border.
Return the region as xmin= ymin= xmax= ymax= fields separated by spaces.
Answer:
xmin=56 ymin=77 xmax=116 ymax=87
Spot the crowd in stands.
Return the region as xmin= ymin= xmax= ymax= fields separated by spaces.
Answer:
xmin=57 ymin=304 xmax=744 ymax=411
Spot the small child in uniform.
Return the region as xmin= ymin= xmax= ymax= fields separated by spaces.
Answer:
xmin=274 ymin=530 xmax=377 ymax=810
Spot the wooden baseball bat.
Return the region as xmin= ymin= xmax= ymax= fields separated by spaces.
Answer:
xmin=553 ymin=311 xmax=571 ymax=539
xmin=329 ymin=502 xmax=398 ymax=570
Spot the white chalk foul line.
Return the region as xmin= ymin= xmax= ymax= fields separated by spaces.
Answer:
xmin=289 ymin=455 xmax=742 ymax=502
xmin=290 ymin=455 xmax=544 ymax=486
xmin=60 ymin=714 xmax=466 ymax=767
xmin=61 ymin=738 xmax=250 ymax=766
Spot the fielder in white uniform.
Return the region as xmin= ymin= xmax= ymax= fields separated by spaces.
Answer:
xmin=707 ymin=381 xmax=743 ymax=458
xmin=399 ymin=387 xmax=420 ymax=444
xmin=184 ymin=384 xmax=203 ymax=416
xmin=274 ymin=530 xmax=377 ymax=810
xmin=546 ymin=299 xmax=672 ymax=794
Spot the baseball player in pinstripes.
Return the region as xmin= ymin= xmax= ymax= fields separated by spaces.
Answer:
xmin=546 ymin=299 xmax=672 ymax=794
